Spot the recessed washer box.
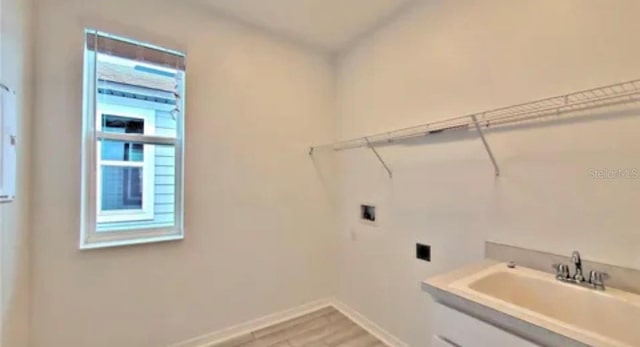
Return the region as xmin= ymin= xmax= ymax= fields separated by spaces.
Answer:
xmin=416 ymin=243 xmax=431 ymax=262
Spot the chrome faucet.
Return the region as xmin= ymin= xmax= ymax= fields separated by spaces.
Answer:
xmin=553 ymin=251 xmax=608 ymax=290
xmin=571 ymin=251 xmax=584 ymax=283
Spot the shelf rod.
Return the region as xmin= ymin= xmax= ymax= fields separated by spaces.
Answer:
xmin=365 ymin=137 xmax=392 ymax=178
xmin=471 ymin=114 xmax=500 ymax=177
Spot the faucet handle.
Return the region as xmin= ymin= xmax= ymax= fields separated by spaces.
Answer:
xmin=553 ymin=263 xmax=570 ymax=280
xmin=589 ymin=270 xmax=609 ymax=290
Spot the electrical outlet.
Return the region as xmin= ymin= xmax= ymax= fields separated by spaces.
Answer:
xmin=416 ymin=243 xmax=431 ymax=262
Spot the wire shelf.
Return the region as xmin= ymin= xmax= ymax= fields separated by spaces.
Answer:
xmin=314 ymin=79 xmax=640 ymax=151
xmin=309 ymin=79 xmax=640 ymax=177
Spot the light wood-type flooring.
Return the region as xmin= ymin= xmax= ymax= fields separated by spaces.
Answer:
xmin=211 ymin=306 xmax=388 ymax=347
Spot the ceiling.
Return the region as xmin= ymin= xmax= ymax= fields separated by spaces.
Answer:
xmin=187 ymin=0 xmax=418 ymax=52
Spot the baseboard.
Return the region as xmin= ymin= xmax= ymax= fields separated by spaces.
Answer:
xmin=330 ymin=298 xmax=410 ymax=347
xmin=169 ymin=297 xmax=409 ymax=347
xmin=168 ymin=298 xmax=332 ymax=347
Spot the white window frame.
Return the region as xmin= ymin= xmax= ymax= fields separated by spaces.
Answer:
xmin=96 ymin=104 xmax=156 ymax=223
xmin=81 ymin=31 xmax=185 ymax=250
xmin=0 ymin=85 xmax=17 ymax=203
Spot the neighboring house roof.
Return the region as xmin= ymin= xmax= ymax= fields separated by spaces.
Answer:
xmin=98 ymin=62 xmax=176 ymax=92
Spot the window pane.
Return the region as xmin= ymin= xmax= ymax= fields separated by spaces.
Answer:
xmin=101 ymin=140 xmax=143 ymax=162
xmin=97 ymin=144 xmax=176 ymax=232
xmin=102 ymin=114 xmax=144 ymax=134
xmin=101 ymin=166 xmax=143 ymax=211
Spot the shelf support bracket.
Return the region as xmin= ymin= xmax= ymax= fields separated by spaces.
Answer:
xmin=365 ymin=137 xmax=392 ymax=178
xmin=471 ymin=115 xmax=500 ymax=177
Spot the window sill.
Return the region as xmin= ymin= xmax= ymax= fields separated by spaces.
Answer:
xmin=80 ymin=232 xmax=183 ymax=250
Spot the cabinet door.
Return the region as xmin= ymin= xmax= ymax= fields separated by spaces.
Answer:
xmin=433 ymin=304 xmax=542 ymax=347
xmin=433 ymin=335 xmax=458 ymax=347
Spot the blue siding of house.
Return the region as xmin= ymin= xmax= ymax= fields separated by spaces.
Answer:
xmin=153 ymin=110 xmax=177 ymax=225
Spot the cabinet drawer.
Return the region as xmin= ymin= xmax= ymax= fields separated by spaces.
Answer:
xmin=433 ymin=303 xmax=541 ymax=347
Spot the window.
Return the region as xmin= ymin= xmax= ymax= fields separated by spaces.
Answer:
xmin=96 ymin=105 xmax=155 ymax=223
xmin=81 ymin=30 xmax=186 ymax=248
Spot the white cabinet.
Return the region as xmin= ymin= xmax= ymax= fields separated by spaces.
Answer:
xmin=433 ymin=303 xmax=542 ymax=347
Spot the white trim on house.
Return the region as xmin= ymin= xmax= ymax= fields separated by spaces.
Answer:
xmin=96 ymin=132 xmax=179 ymax=145
xmin=96 ymin=103 xmax=156 ymax=223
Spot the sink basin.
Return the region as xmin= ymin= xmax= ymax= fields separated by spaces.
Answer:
xmin=447 ymin=263 xmax=640 ymax=347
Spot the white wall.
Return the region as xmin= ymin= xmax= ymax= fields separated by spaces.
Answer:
xmin=0 ymin=0 xmax=32 ymax=345
xmin=31 ymin=0 xmax=337 ymax=346
xmin=335 ymin=1 xmax=640 ymax=346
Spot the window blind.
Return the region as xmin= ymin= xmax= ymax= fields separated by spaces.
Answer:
xmin=85 ymin=30 xmax=185 ymax=70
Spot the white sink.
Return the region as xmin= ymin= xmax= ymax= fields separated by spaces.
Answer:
xmin=448 ymin=263 xmax=640 ymax=347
